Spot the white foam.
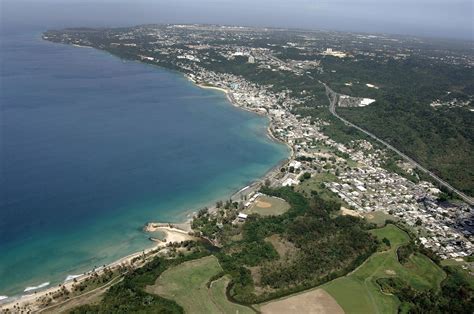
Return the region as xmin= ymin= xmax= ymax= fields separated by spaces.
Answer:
xmin=0 ymin=295 xmax=8 ymax=301
xmin=65 ymin=274 xmax=82 ymax=282
xmin=24 ymin=282 xmax=50 ymax=292
xmin=238 ymin=185 xmax=250 ymax=193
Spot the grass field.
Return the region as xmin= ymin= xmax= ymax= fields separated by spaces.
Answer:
xmin=321 ymin=224 xmax=446 ymax=314
xmin=147 ymin=255 xmax=254 ymax=314
xmin=210 ymin=276 xmax=255 ymax=314
xmin=363 ymin=211 xmax=398 ymax=227
xmin=296 ymin=173 xmax=342 ymax=203
xmin=441 ymin=258 xmax=474 ymax=289
xmin=245 ymin=195 xmax=290 ymax=216
xmin=258 ymin=289 xmax=344 ymax=314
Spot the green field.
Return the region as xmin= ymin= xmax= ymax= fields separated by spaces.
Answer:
xmin=363 ymin=211 xmax=398 ymax=227
xmin=441 ymin=258 xmax=474 ymax=289
xmin=210 ymin=276 xmax=255 ymax=314
xmin=147 ymin=255 xmax=254 ymax=314
xmin=244 ymin=195 xmax=290 ymax=216
xmin=322 ymin=224 xmax=446 ymax=314
xmin=296 ymin=172 xmax=343 ymax=203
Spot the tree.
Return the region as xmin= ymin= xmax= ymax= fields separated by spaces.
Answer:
xmin=198 ymin=207 xmax=208 ymax=217
xmin=300 ymin=172 xmax=311 ymax=182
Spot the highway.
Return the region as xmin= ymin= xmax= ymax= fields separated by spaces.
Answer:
xmin=321 ymin=82 xmax=474 ymax=205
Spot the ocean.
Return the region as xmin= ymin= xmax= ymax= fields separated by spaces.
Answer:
xmin=0 ymin=28 xmax=288 ymax=297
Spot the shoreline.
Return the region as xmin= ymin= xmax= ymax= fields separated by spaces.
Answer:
xmin=194 ymin=80 xmax=294 ymax=200
xmin=0 ymin=225 xmax=195 ymax=312
xmin=0 ymin=45 xmax=292 ymax=309
xmin=196 ymin=80 xmax=294 ymax=155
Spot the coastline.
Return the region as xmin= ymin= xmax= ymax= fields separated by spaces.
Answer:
xmin=194 ymin=80 xmax=294 ymax=201
xmin=195 ymin=81 xmax=294 ymax=156
xmin=168 ymin=79 xmax=293 ymax=221
xmin=0 ymin=226 xmax=195 ymax=312
xmin=0 ymin=44 xmax=292 ymax=309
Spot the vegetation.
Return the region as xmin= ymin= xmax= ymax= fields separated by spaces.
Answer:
xmin=363 ymin=211 xmax=398 ymax=227
xmin=67 ymin=191 xmax=473 ymax=314
xmin=289 ymin=51 xmax=474 ymax=195
xmin=381 ymin=154 xmax=419 ymax=183
xmin=296 ymin=172 xmax=343 ymax=203
xmin=70 ymin=245 xmax=210 ymax=313
xmin=322 ymin=224 xmax=448 ymax=313
xmin=218 ymin=187 xmax=378 ymax=304
xmin=294 ymin=106 xmax=372 ymax=145
xmin=378 ymin=266 xmax=474 ymax=313
xmin=317 ymin=54 xmax=474 ymax=195
xmin=339 ymin=103 xmax=473 ymax=195
xmin=42 ymin=28 xmax=474 ymax=314
xmin=146 ymin=255 xmax=254 ymax=314
xmin=209 ymin=276 xmax=256 ymax=314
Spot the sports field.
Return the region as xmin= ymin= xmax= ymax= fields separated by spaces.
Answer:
xmin=321 ymin=224 xmax=446 ymax=314
xmin=146 ymin=255 xmax=254 ymax=313
xmin=245 ymin=195 xmax=290 ymax=216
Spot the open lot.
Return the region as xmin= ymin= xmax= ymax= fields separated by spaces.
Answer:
xmin=245 ymin=195 xmax=290 ymax=216
xmin=259 ymin=289 xmax=344 ymax=314
xmin=147 ymin=255 xmax=254 ymax=314
xmin=322 ymin=224 xmax=446 ymax=313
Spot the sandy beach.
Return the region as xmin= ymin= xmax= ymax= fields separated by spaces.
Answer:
xmin=196 ymin=83 xmax=229 ymax=94
xmin=0 ymin=225 xmax=195 ymax=312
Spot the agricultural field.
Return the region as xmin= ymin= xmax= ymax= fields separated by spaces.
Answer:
xmin=146 ymin=255 xmax=254 ymax=314
xmin=321 ymin=224 xmax=446 ymax=314
xmin=244 ymin=195 xmax=290 ymax=216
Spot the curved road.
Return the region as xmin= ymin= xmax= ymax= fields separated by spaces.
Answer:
xmin=322 ymin=82 xmax=473 ymax=205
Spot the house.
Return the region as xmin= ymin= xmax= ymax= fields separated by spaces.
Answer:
xmin=238 ymin=213 xmax=248 ymax=221
xmin=282 ymin=178 xmax=299 ymax=187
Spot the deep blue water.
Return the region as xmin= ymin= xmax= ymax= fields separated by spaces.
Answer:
xmin=0 ymin=30 xmax=288 ymax=296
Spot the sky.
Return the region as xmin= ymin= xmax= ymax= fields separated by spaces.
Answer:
xmin=1 ymin=0 xmax=473 ymax=40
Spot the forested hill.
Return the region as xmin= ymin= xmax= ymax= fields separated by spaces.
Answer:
xmin=317 ymin=55 xmax=474 ymax=196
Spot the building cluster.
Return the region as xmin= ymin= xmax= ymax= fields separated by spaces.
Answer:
xmin=187 ymin=64 xmax=473 ymax=258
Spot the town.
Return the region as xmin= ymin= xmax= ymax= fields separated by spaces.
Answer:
xmin=43 ymin=23 xmax=473 ymax=261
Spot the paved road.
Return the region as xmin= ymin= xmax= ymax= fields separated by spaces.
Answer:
xmin=321 ymin=82 xmax=473 ymax=205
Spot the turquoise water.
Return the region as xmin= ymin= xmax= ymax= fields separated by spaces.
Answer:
xmin=0 ymin=30 xmax=288 ymax=297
